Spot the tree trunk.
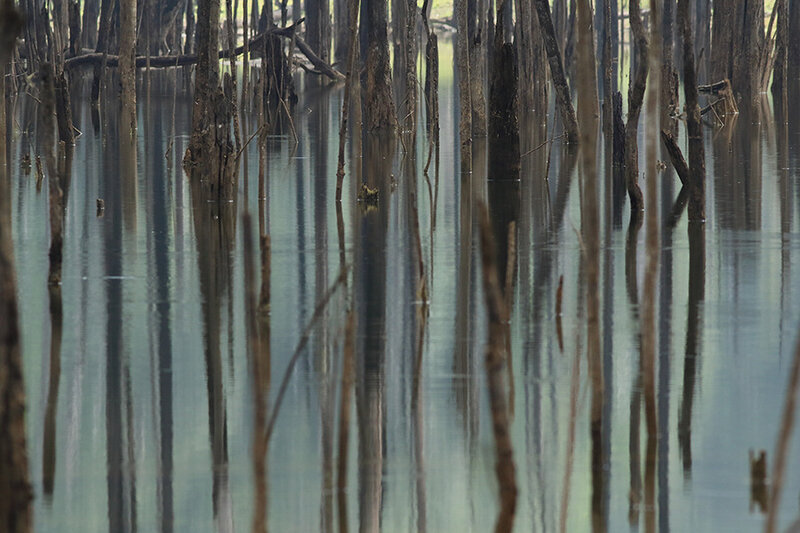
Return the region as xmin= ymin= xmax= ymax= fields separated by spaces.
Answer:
xmin=532 ymin=0 xmax=579 ymax=143
xmin=91 ymin=0 xmax=115 ymax=102
xmin=710 ymin=0 xmax=734 ymax=81
xmin=120 ymin=0 xmax=137 ymax=135
xmin=83 ymin=0 xmax=100 ymax=48
xmin=488 ymin=0 xmax=520 ymax=180
xmin=456 ymin=0 xmax=473 ymax=168
xmin=184 ymin=0 xmax=235 ymax=199
xmin=307 ymin=0 xmax=332 ymax=65
xmin=0 ymin=5 xmax=32 ymax=530
xmin=625 ymin=0 xmax=648 ymax=214
xmin=731 ymin=0 xmax=763 ymax=113
xmin=789 ymin=0 xmax=800 ymax=83
xmin=772 ymin=0 xmax=788 ymax=108
xmin=360 ymin=0 xmax=396 ymax=129
xmin=678 ymin=0 xmax=705 ymax=221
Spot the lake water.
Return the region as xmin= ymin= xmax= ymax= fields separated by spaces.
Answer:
xmin=8 ymin=43 xmax=800 ymax=532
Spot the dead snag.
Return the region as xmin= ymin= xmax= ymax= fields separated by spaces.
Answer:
xmin=0 ymin=3 xmax=33 ymax=531
xmin=624 ymin=0 xmax=648 ymax=215
xmin=678 ymin=0 xmax=706 ymax=221
xmin=532 ymin=0 xmax=579 ymax=143
xmin=488 ymin=0 xmax=520 ymax=181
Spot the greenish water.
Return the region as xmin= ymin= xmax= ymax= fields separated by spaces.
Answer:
xmin=8 ymin=51 xmax=800 ymax=533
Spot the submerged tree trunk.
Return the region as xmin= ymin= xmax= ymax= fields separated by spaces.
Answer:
xmin=731 ymin=0 xmax=764 ymax=113
xmin=360 ymin=0 xmax=396 ymax=129
xmin=0 ymin=3 xmax=32 ymax=532
xmin=488 ymin=0 xmax=520 ymax=179
xmin=456 ymin=0 xmax=473 ymax=169
xmin=678 ymin=0 xmax=705 ymax=220
xmin=625 ymin=0 xmax=648 ymax=215
xmin=184 ymin=0 xmax=235 ymax=199
xmin=119 ymin=0 xmax=137 ymax=135
xmin=532 ymin=0 xmax=579 ymax=143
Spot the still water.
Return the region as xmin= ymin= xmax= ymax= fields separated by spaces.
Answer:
xmin=8 ymin=51 xmax=800 ymax=532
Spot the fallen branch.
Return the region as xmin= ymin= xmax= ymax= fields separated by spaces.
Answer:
xmin=65 ymin=19 xmax=345 ymax=81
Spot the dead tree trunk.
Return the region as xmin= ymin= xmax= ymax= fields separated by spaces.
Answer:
xmin=624 ymin=0 xmax=648 ymax=215
xmin=91 ymin=0 xmax=115 ymax=103
xmin=184 ymin=0 xmax=235 ymax=199
xmin=710 ymin=0 xmax=734 ymax=81
xmin=0 ymin=4 xmax=32 ymax=531
xmin=731 ymin=0 xmax=764 ymax=113
xmin=789 ymin=0 xmax=800 ymax=84
xmin=360 ymin=0 xmax=396 ymax=129
xmin=678 ymin=0 xmax=705 ymax=220
xmin=469 ymin=0 xmax=487 ymax=136
xmin=119 ymin=0 xmax=137 ymax=135
xmin=83 ymin=0 xmax=100 ymax=48
xmin=307 ymin=0 xmax=332 ymax=66
xmin=772 ymin=0 xmax=788 ymax=106
xmin=661 ymin=0 xmax=678 ymax=133
xmin=575 ymin=0 xmax=606 ymax=528
xmin=488 ymin=0 xmax=520 ymax=180
xmin=456 ymin=0 xmax=473 ymax=169
xmin=532 ymin=0 xmax=579 ymax=143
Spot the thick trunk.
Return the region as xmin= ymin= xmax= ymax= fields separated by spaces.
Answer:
xmin=0 ymin=6 xmax=32 ymax=530
xmin=83 ymin=0 xmax=100 ymax=48
xmin=731 ymin=0 xmax=763 ymax=112
xmin=710 ymin=0 xmax=734 ymax=81
xmin=307 ymin=0 xmax=332 ymax=63
xmin=789 ymin=0 xmax=800 ymax=82
xmin=489 ymin=0 xmax=520 ymax=180
xmin=360 ymin=0 xmax=395 ymax=129
xmin=532 ymin=0 xmax=579 ymax=142
xmin=184 ymin=0 xmax=235 ymax=199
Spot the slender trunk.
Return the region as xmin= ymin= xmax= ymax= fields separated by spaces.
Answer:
xmin=642 ymin=0 xmax=660 ymax=440
xmin=678 ymin=0 xmax=705 ymax=221
xmin=456 ymin=0 xmax=473 ymax=169
xmin=575 ymin=0 xmax=604 ymax=529
xmin=92 ymin=0 xmax=115 ymax=102
xmin=772 ymin=0 xmax=788 ymax=109
xmin=625 ymin=0 xmax=648 ymax=214
xmin=532 ymin=0 xmax=579 ymax=142
xmin=120 ymin=0 xmax=137 ymax=135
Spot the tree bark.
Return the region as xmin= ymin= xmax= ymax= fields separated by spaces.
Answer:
xmin=710 ymin=0 xmax=734 ymax=80
xmin=678 ymin=0 xmax=705 ymax=221
xmin=456 ymin=0 xmax=473 ymax=169
xmin=184 ymin=0 xmax=235 ymax=199
xmin=488 ymin=0 xmax=520 ymax=180
xmin=532 ymin=0 xmax=579 ymax=143
xmin=0 ymin=4 xmax=32 ymax=530
xmin=360 ymin=0 xmax=396 ymax=129
xmin=119 ymin=0 xmax=137 ymax=135
xmin=625 ymin=0 xmax=648 ymax=215
xmin=91 ymin=0 xmax=115 ymax=102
